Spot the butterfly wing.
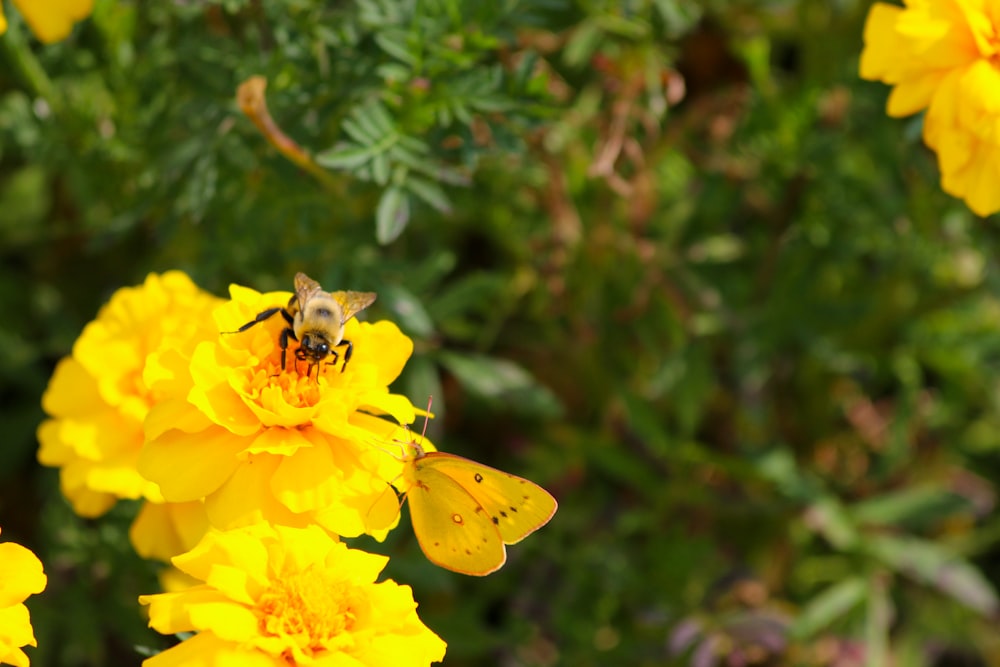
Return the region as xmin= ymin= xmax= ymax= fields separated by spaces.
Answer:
xmin=330 ymin=290 xmax=378 ymax=323
xmin=407 ymin=463 xmax=507 ymax=576
xmin=421 ymin=453 xmax=558 ymax=545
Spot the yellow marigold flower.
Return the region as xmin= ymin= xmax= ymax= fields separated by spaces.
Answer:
xmin=860 ymin=0 xmax=1000 ymax=216
xmin=0 ymin=528 xmax=47 ymax=667
xmin=130 ymin=499 xmax=211 ymax=591
xmin=0 ymin=0 xmax=93 ymax=43
xmin=37 ymin=271 xmax=223 ymax=518
xmin=138 ymin=281 xmax=416 ymax=540
xmin=139 ymin=523 xmax=447 ymax=667
xmin=130 ymin=499 xmax=211 ymax=565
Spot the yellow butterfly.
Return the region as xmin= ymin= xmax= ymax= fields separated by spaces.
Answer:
xmin=398 ymin=434 xmax=558 ymax=577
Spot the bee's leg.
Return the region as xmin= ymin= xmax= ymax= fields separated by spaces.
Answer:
xmin=294 ymin=346 xmax=310 ymax=376
xmin=224 ymin=307 xmax=284 ymax=334
xmin=336 ymin=339 xmax=354 ymax=372
xmin=278 ymin=327 xmax=298 ymax=372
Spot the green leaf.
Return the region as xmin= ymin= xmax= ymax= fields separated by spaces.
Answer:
xmin=405 ymin=175 xmax=452 ymax=213
xmin=864 ymin=535 xmax=999 ymax=615
xmin=376 ymin=63 xmax=411 ymax=83
xmin=804 ymin=496 xmax=860 ymax=550
xmin=388 ymin=144 xmax=439 ymax=178
xmin=563 ymin=20 xmax=601 ymax=68
xmin=314 ymin=143 xmax=375 ymax=170
xmin=371 ymin=152 xmax=391 ymax=186
xmin=358 ymin=101 xmax=396 ymax=138
xmin=374 ymin=30 xmax=415 ymax=65
xmin=375 ymin=186 xmax=410 ymax=244
xmin=177 ymin=154 xmax=217 ymax=223
xmin=342 ymin=117 xmax=378 ymax=144
xmin=752 ymin=449 xmax=824 ymax=502
xmin=437 ymin=351 xmax=563 ymax=418
xmin=790 ymin=577 xmax=867 ymax=639
xmin=381 ymin=284 xmax=435 ymax=337
xmin=849 ymin=486 xmax=967 ymax=528
xmin=400 ymin=355 xmax=444 ymax=434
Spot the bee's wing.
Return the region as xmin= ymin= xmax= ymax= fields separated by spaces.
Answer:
xmin=331 ymin=291 xmax=377 ymax=323
xmin=293 ymin=272 xmax=324 ymax=306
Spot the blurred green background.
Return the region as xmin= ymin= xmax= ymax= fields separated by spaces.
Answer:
xmin=3 ymin=1 xmax=1000 ymax=665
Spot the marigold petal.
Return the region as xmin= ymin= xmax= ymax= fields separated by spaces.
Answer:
xmin=35 ymin=419 xmax=72 ymax=465
xmin=204 ymin=455 xmax=306 ymax=531
xmin=145 ymin=398 xmax=215 ymax=443
xmin=85 ymin=456 xmax=158 ymax=500
xmin=312 ymin=505 xmax=365 ymax=539
xmin=188 ymin=343 xmax=263 ymax=436
xmin=860 ymin=3 xmax=906 ymax=81
xmin=11 ymin=0 xmax=92 ymax=43
xmin=0 ymin=646 xmax=30 ymax=667
xmin=886 ymin=73 xmax=946 ymax=116
xmin=186 ymin=601 xmax=260 ymax=641
xmin=270 ymin=439 xmax=338 ymax=514
xmin=955 ymin=0 xmax=998 ymax=57
xmin=140 ymin=586 xmax=222 ymax=634
xmin=356 ymin=391 xmax=418 ymax=428
xmin=130 ymin=500 xmax=209 ymax=563
xmin=39 ymin=357 xmax=104 ymax=418
xmin=198 ymin=564 xmax=258 ymax=608
xmin=0 ymin=608 xmax=35 ymax=667
xmin=140 ymin=427 xmax=244 ymax=502
xmin=363 ymin=487 xmax=404 ymax=539
xmin=173 ymin=525 xmax=271 ymax=588
xmin=924 ymin=60 xmax=1000 ymax=215
xmin=158 ymin=567 xmax=200 ymax=594
xmin=324 ymin=540 xmax=389 ymax=583
xmin=143 ymin=630 xmax=273 ymax=667
xmin=246 ymin=426 xmax=312 ymax=456
xmin=0 ymin=542 xmax=45 ymax=605
xmin=960 ymin=161 xmax=1000 ymax=215
xmin=348 ymin=321 xmax=413 ymax=386
xmin=57 ymin=477 xmax=116 ymax=517
xmin=242 ymin=383 xmax=320 ymax=428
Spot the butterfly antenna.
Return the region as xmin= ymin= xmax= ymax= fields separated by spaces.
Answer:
xmin=366 ymin=433 xmax=403 ymax=459
xmin=417 ymin=395 xmax=432 ymax=444
xmin=390 ymin=395 xmax=435 ymax=456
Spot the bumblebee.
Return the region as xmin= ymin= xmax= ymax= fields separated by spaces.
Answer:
xmin=229 ymin=272 xmax=376 ymax=376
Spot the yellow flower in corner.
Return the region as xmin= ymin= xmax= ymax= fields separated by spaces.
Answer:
xmin=0 ymin=528 xmax=47 ymax=667
xmin=137 ymin=280 xmax=416 ymax=540
xmin=0 ymin=0 xmax=93 ymax=43
xmin=860 ymin=0 xmax=1000 ymax=216
xmin=139 ymin=523 xmax=447 ymax=667
xmin=38 ymin=271 xmax=223 ymax=518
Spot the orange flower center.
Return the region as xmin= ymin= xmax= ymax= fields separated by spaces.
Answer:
xmin=254 ymin=565 xmax=362 ymax=657
xmin=243 ymin=363 xmax=324 ymax=410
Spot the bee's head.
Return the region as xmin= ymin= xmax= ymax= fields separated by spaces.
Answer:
xmin=299 ymin=333 xmax=330 ymax=360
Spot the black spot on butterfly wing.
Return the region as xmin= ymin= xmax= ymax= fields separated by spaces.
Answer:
xmin=407 ymin=463 xmax=506 ymax=575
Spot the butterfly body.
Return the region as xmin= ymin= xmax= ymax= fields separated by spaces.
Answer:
xmin=402 ymin=442 xmax=558 ymax=576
